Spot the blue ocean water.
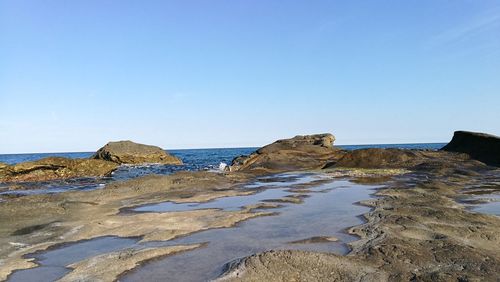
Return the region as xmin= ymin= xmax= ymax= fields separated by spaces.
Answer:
xmin=0 ymin=143 xmax=446 ymax=195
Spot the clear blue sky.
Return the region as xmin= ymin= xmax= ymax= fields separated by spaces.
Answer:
xmin=1 ymin=1 xmax=499 ymax=153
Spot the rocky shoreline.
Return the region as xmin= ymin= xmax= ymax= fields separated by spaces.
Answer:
xmin=218 ymin=169 xmax=500 ymax=281
xmin=0 ymin=131 xmax=499 ymax=281
xmin=0 ymin=140 xmax=181 ymax=184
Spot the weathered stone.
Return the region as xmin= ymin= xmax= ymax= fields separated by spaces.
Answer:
xmin=330 ymin=148 xmax=424 ymax=169
xmin=93 ymin=140 xmax=182 ymax=165
xmin=326 ymin=148 xmax=486 ymax=174
xmin=0 ymin=162 xmax=8 ymax=178
xmin=229 ymin=134 xmax=344 ymax=173
xmin=256 ymin=133 xmax=335 ymax=154
xmin=441 ymin=131 xmax=500 ymax=167
xmin=0 ymin=157 xmax=118 ymax=183
xmin=0 ymin=171 xmax=266 ymax=281
xmin=217 ymin=250 xmax=388 ymax=281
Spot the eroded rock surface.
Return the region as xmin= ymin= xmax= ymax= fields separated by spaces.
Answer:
xmin=325 ymin=148 xmax=490 ymax=177
xmin=59 ymin=245 xmax=203 ymax=282
xmin=0 ymin=157 xmax=118 ymax=183
xmin=2 ymin=131 xmax=500 ymax=281
xmin=442 ymin=130 xmax=500 ymax=166
xmin=217 ymin=250 xmax=388 ymax=282
xmin=93 ymin=140 xmax=182 ymax=165
xmin=219 ymin=165 xmax=500 ymax=281
xmin=230 ymin=134 xmax=344 ymax=173
xmin=330 ymin=148 xmax=424 ymax=169
xmin=0 ymin=171 xmax=262 ymax=281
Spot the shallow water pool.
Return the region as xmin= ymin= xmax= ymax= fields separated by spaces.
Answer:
xmin=8 ymin=174 xmax=379 ymax=282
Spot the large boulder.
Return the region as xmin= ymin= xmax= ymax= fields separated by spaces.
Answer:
xmin=92 ymin=140 xmax=182 ymax=165
xmin=441 ymin=131 xmax=500 ymax=167
xmin=229 ymin=134 xmax=344 ymax=173
xmin=0 ymin=157 xmax=118 ymax=183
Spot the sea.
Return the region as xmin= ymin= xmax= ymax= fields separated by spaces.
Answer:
xmin=0 ymin=143 xmax=446 ymax=195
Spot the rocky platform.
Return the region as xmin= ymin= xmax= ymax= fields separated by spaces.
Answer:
xmin=219 ymin=166 xmax=500 ymax=281
xmin=1 ymin=131 xmax=499 ymax=281
xmin=0 ymin=171 xmax=262 ymax=281
xmin=218 ymin=131 xmax=500 ymax=281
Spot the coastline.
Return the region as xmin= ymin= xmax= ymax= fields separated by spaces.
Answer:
xmin=1 ymin=134 xmax=499 ymax=281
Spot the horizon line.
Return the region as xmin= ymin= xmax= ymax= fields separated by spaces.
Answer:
xmin=0 ymin=141 xmax=448 ymax=155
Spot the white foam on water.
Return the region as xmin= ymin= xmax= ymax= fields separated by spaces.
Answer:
xmin=218 ymin=162 xmax=228 ymax=171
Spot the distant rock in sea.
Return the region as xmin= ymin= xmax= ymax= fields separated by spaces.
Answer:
xmin=229 ymin=133 xmax=344 ymax=173
xmin=92 ymin=140 xmax=182 ymax=165
xmin=0 ymin=157 xmax=118 ymax=183
xmin=441 ymin=131 xmax=500 ymax=167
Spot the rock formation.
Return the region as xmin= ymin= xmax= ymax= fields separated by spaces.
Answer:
xmin=441 ymin=131 xmax=500 ymax=167
xmin=0 ymin=157 xmax=118 ymax=182
xmin=92 ymin=140 xmax=182 ymax=165
xmin=330 ymin=148 xmax=421 ymax=169
xmin=229 ymin=134 xmax=344 ymax=172
xmin=324 ymin=148 xmax=487 ymax=175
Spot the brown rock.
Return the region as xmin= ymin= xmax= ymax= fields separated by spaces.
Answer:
xmin=441 ymin=131 xmax=500 ymax=167
xmin=217 ymin=250 xmax=388 ymax=281
xmin=327 ymin=148 xmax=486 ymax=174
xmin=0 ymin=157 xmax=118 ymax=183
xmin=92 ymin=140 xmax=182 ymax=165
xmin=331 ymin=148 xmax=424 ymax=169
xmin=0 ymin=162 xmax=8 ymax=179
xmin=257 ymin=133 xmax=335 ymax=154
xmin=229 ymin=134 xmax=344 ymax=173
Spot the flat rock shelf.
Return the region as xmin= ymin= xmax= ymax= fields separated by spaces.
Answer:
xmin=7 ymin=174 xmax=379 ymax=282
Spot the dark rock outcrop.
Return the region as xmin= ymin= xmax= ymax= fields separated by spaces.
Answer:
xmin=441 ymin=131 xmax=500 ymax=167
xmin=92 ymin=140 xmax=182 ymax=165
xmin=229 ymin=134 xmax=344 ymax=173
xmin=330 ymin=148 xmax=426 ymax=169
xmin=326 ymin=147 xmax=486 ymax=174
xmin=0 ymin=157 xmax=118 ymax=183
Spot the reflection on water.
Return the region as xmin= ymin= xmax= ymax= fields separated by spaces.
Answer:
xmin=8 ymin=174 xmax=379 ymax=282
xmin=8 ymin=237 xmax=140 ymax=282
xmin=123 ymin=181 xmax=375 ymax=282
xmin=466 ymin=193 xmax=500 ymax=216
xmin=131 ymin=189 xmax=289 ymax=212
xmin=130 ymin=173 xmax=325 ymax=213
